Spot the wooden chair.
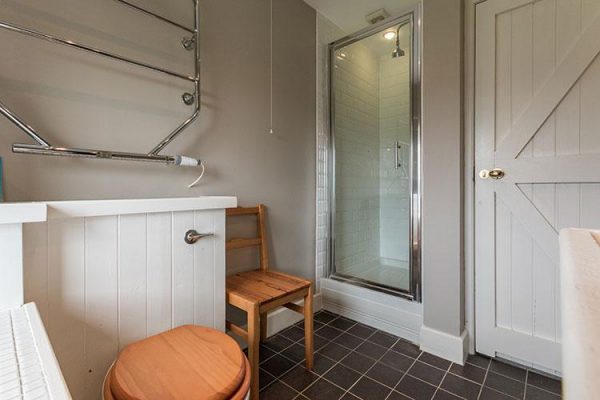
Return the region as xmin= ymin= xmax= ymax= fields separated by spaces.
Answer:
xmin=225 ymin=205 xmax=314 ymax=400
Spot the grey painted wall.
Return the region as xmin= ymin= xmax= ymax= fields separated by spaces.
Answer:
xmin=421 ymin=0 xmax=465 ymax=337
xmin=0 ymin=0 xmax=316 ymax=280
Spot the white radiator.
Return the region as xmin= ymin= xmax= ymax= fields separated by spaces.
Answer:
xmin=0 ymin=303 xmax=71 ymax=400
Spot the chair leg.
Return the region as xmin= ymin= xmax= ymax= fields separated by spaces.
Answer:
xmin=260 ymin=313 xmax=268 ymax=342
xmin=247 ymin=304 xmax=261 ymax=400
xmin=303 ymin=285 xmax=314 ymax=370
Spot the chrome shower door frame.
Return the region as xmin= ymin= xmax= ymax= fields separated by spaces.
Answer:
xmin=327 ymin=6 xmax=422 ymax=301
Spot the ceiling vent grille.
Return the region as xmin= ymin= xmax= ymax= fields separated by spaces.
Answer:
xmin=365 ymin=8 xmax=390 ymax=25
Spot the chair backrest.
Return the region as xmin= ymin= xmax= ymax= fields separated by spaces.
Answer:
xmin=226 ymin=204 xmax=269 ymax=271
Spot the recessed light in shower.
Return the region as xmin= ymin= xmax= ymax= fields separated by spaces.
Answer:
xmin=383 ymin=31 xmax=396 ymax=40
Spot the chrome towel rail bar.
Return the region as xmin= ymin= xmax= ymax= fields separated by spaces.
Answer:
xmin=0 ymin=0 xmax=203 ymax=167
xmin=114 ymin=0 xmax=195 ymax=34
xmin=0 ymin=21 xmax=197 ymax=82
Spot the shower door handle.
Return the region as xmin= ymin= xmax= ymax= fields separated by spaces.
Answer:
xmin=394 ymin=141 xmax=401 ymax=169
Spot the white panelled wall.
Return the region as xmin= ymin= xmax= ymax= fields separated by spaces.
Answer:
xmin=22 ymin=206 xmax=226 ymax=399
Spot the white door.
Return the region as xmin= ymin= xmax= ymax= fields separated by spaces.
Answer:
xmin=475 ymin=0 xmax=600 ymax=372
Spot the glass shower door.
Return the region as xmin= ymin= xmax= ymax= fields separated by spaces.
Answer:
xmin=329 ymin=12 xmax=420 ymax=299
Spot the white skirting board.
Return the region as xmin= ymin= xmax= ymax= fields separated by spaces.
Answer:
xmin=320 ymin=278 xmax=423 ymax=344
xmin=420 ymin=325 xmax=468 ymax=365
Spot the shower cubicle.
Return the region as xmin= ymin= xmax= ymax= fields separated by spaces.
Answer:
xmin=328 ymin=10 xmax=421 ymax=300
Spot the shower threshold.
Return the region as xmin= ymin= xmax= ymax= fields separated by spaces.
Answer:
xmin=330 ymin=273 xmax=414 ymax=300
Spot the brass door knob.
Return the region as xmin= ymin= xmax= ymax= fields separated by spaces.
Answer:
xmin=479 ymin=168 xmax=505 ymax=180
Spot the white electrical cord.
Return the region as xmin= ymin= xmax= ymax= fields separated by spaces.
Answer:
xmin=187 ymin=160 xmax=205 ymax=188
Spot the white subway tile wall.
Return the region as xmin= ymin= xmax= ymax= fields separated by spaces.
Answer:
xmin=378 ymin=43 xmax=411 ymax=263
xmin=333 ymin=39 xmax=381 ymax=275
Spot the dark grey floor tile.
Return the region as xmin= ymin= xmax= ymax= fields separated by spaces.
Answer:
xmin=281 ymin=365 xmax=320 ymax=392
xmin=259 ymin=368 xmax=277 ymax=390
xmin=485 ymin=371 xmax=525 ymax=399
xmin=408 ymin=361 xmax=446 ymax=386
xmin=259 ymin=345 xmax=277 ymax=363
xmin=347 ymin=323 xmax=376 ymax=339
xmin=479 ymin=387 xmax=514 ymax=400
xmin=323 ymin=363 xmax=361 ymax=390
xmin=303 ymin=378 xmax=345 ymax=400
xmin=525 ymin=385 xmax=561 ymax=400
xmin=433 ymin=389 xmax=463 ymax=400
xmin=349 ymin=376 xmax=391 ymax=400
xmin=332 ymin=332 xmax=364 ymax=350
xmin=527 ymin=371 xmax=561 ymax=395
xmin=396 ymin=375 xmax=437 ymax=400
xmin=264 ymin=334 xmax=295 ymax=352
xmin=316 ymin=325 xmax=344 ymax=340
xmin=318 ymin=342 xmax=351 ymax=361
xmin=355 ymin=340 xmax=388 ymax=359
xmin=260 ymin=381 xmax=299 ymax=400
xmin=466 ymin=354 xmax=491 ymax=369
xmin=387 ymin=390 xmax=413 ymax=400
xmin=489 ymin=359 xmax=527 ymax=381
xmin=312 ymin=353 xmax=337 ymax=375
xmin=341 ymin=351 xmax=376 ymax=373
xmin=340 ymin=393 xmax=361 ymax=400
xmin=281 ymin=326 xmax=306 ymax=342
xmin=329 ymin=316 xmax=356 ymax=331
xmin=380 ymin=350 xmax=415 ymax=372
xmin=440 ymin=373 xmax=481 ymax=400
xmin=365 ymin=361 xmax=405 ymax=388
xmin=297 ymin=319 xmax=325 ymax=331
xmin=419 ymin=352 xmax=452 ymax=370
xmin=449 ymin=362 xmax=487 ymax=384
xmin=282 ymin=343 xmax=306 ymax=363
xmin=368 ymin=331 xmax=398 ymax=348
xmin=261 ymin=354 xmax=297 ymax=378
xmin=314 ymin=311 xmax=338 ymax=324
xmin=392 ymin=340 xmax=422 ymax=359
xmin=313 ymin=333 xmax=331 ymax=351
xmin=295 ymin=395 xmax=310 ymax=400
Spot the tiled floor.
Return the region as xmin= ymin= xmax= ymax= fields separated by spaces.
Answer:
xmin=256 ymin=310 xmax=561 ymax=400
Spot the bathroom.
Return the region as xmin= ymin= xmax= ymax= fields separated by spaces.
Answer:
xmin=0 ymin=0 xmax=597 ymax=399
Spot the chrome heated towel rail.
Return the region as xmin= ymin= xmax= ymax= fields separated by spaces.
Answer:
xmin=0 ymin=0 xmax=202 ymax=167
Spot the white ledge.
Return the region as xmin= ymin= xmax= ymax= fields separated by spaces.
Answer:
xmin=560 ymin=228 xmax=600 ymax=399
xmin=0 ymin=203 xmax=47 ymax=224
xmin=0 ymin=196 xmax=237 ymax=223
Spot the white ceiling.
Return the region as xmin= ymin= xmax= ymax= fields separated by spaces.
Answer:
xmin=303 ymin=0 xmax=419 ymax=34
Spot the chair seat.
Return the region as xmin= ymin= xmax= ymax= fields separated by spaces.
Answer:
xmin=226 ymin=270 xmax=311 ymax=307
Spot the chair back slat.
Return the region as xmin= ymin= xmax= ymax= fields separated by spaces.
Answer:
xmin=227 ymin=204 xmax=269 ymax=271
xmin=226 ymin=238 xmax=262 ymax=250
xmin=227 ymin=207 xmax=260 ymax=217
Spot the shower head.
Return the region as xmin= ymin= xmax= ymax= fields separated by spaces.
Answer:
xmin=391 ymin=26 xmax=405 ymax=58
xmin=392 ymin=45 xmax=405 ymax=58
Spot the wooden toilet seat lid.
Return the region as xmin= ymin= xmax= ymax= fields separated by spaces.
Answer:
xmin=110 ymin=325 xmax=246 ymax=400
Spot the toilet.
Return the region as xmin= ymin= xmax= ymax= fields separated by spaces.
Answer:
xmin=103 ymin=325 xmax=251 ymax=400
